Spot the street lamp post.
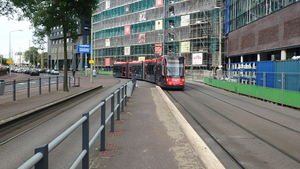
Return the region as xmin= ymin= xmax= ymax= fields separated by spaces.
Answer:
xmin=85 ymin=54 xmax=88 ymax=77
xmin=215 ymin=7 xmax=222 ymax=68
xmin=84 ymin=26 xmax=93 ymax=82
xmin=9 ymin=30 xmax=23 ymax=76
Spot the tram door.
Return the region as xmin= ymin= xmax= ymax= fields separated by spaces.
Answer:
xmin=122 ymin=66 xmax=127 ymax=77
xmin=128 ymin=66 xmax=132 ymax=78
xmin=144 ymin=65 xmax=147 ymax=80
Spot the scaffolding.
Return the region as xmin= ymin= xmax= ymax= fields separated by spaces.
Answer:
xmin=92 ymin=0 xmax=222 ymax=70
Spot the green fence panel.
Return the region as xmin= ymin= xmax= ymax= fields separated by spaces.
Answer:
xmin=264 ymin=88 xmax=282 ymax=103
xmin=204 ymin=78 xmax=300 ymax=108
xmin=237 ymin=83 xmax=249 ymax=95
xmin=283 ymin=91 xmax=300 ymax=108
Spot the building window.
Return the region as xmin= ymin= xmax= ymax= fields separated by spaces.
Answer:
xmin=169 ymin=6 xmax=175 ymax=16
xmin=168 ymin=33 xmax=175 ymax=41
xmin=169 ymin=20 xmax=175 ymax=28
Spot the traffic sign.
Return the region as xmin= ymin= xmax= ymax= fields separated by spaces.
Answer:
xmin=77 ymin=44 xmax=91 ymax=54
xmin=6 ymin=60 xmax=13 ymax=64
xmin=89 ymin=60 xmax=94 ymax=64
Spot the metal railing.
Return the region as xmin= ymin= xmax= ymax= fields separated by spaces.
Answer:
xmin=18 ymin=78 xmax=136 ymax=169
xmin=224 ymin=71 xmax=300 ymax=92
xmin=1 ymin=75 xmax=81 ymax=101
xmin=186 ymin=69 xmax=300 ymax=93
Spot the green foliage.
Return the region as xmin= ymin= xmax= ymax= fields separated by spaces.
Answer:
xmin=0 ymin=0 xmax=16 ymax=17
xmin=10 ymin=0 xmax=98 ymax=91
xmin=38 ymin=52 xmax=48 ymax=68
xmin=0 ymin=54 xmax=8 ymax=65
xmin=24 ymin=47 xmax=39 ymax=67
xmin=11 ymin=0 xmax=98 ymax=46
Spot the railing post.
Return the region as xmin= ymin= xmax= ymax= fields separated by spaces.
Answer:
xmin=48 ymin=77 xmax=51 ymax=93
xmin=282 ymin=72 xmax=285 ymax=106
xmin=100 ymin=99 xmax=106 ymax=151
xmin=27 ymin=78 xmax=30 ymax=98
xmin=125 ymin=83 xmax=127 ymax=106
xmin=35 ymin=144 xmax=48 ymax=169
xmin=13 ymin=79 xmax=16 ymax=101
xmin=263 ymin=72 xmax=266 ymax=101
xmin=39 ymin=77 xmax=42 ymax=95
xmin=121 ymin=85 xmax=124 ymax=112
xmin=56 ymin=76 xmax=59 ymax=91
xmin=82 ymin=113 xmax=89 ymax=169
xmin=78 ymin=77 xmax=80 ymax=87
xmin=111 ymin=93 xmax=115 ymax=132
xmin=117 ymin=88 xmax=121 ymax=120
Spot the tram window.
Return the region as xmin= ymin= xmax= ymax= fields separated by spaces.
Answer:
xmin=162 ymin=60 xmax=165 ymax=76
xmin=146 ymin=65 xmax=154 ymax=74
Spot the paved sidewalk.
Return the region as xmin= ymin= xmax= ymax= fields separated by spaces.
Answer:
xmin=0 ymin=72 xmax=223 ymax=169
xmin=0 ymin=72 xmax=117 ymax=125
xmin=89 ymin=81 xmax=210 ymax=169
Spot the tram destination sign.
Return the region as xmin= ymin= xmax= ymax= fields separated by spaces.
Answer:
xmin=77 ymin=44 xmax=91 ymax=54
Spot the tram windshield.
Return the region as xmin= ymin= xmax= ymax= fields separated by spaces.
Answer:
xmin=166 ymin=57 xmax=184 ymax=78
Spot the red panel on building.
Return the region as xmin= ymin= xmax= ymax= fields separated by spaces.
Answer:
xmin=155 ymin=44 xmax=162 ymax=54
xmin=156 ymin=0 xmax=163 ymax=7
xmin=124 ymin=26 xmax=131 ymax=35
xmin=139 ymin=33 xmax=145 ymax=43
xmin=105 ymin=58 xmax=111 ymax=66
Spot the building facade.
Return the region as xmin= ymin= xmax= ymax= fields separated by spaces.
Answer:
xmin=226 ymin=0 xmax=300 ymax=63
xmin=47 ymin=18 xmax=91 ymax=71
xmin=92 ymin=0 xmax=223 ymax=71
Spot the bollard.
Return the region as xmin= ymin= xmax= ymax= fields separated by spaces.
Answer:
xmin=13 ymin=80 xmax=16 ymax=101
xmin=48 ymin=77 xmax=51 ymax=92
xmin=56 ymin=76 xmax=59 ymax=91
xmin=39 ymin=78 xmax=42 ymax=95
xmin=27 ymin=78 xmax=30 ymax=98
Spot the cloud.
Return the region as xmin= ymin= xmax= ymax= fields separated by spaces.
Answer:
xmin=0 ymin=16 xmax=46 ymax=58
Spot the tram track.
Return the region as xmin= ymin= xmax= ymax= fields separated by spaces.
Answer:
xmin=165 ymin=81 xmax=300 ymax=168
xmin=165 ymin=89 xmax=245 ymax=169
xmin=186 ymin=83 xmax=300 ymax=133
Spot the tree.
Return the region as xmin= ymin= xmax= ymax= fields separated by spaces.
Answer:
xmin=0 ymin=54 xmax=4 ymax=65
xmin=24 ymin=47 xmax=39 ymax=67
xmin=0 ymin=0 xmax=16 ymax=17
xmin=38 ymin=52 xmax=48 ymax=68
xmin=11 ymin=0 xmax=98 ymax=92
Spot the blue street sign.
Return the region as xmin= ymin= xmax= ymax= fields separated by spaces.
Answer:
xmin=77 ymin=44 xmax=91 ymax=54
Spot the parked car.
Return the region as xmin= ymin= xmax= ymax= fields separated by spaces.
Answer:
xmin=38 ymin=69 xmax=46 ymax=73
xmin=23 ymin=69 xmax=30 ymax=74
xmin=51 ymin=69 xmax=59 ymax=75
xmin=30 ymin=69 xmax=40 ymax=76
xmin=46 ymin=69 xmax=52 ymax=74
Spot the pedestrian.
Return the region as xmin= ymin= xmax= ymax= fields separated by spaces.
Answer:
xmin=72 ymin=69 xmax=76 ymax=77
xmin=93 ymin=69 xmax=96 ymax=77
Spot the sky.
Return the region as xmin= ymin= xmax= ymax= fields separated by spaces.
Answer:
xmin=0 ymin=16 xmax=46 ymax=58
